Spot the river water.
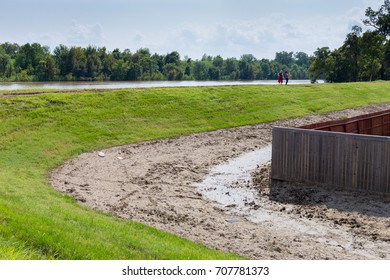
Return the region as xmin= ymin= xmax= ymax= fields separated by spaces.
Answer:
xmin=0 ymin=80 xmax=318 ymax=90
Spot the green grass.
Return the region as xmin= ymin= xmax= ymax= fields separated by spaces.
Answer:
xmin=1 ymin=81 xmax=390 ymax=259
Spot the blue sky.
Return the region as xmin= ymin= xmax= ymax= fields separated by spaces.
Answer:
xmin=0 ymin=0 xmax=385 ymax=59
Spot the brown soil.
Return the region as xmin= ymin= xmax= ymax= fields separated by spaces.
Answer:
xmin=50 ymin=103 xmax=390 ymax=259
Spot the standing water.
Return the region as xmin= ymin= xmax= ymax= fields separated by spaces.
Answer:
xmin=195 ymin=145 xmax=390 ymax=258
xmin=196 ymin=145 xmax=272 ymax=207
xmin=0 ymin=80 xmax=320 ymax=91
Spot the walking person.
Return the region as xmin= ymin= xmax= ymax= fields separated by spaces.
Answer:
xmin=284 ymin=71 xmax=289 ymax=85
xmin=278 ymin=71 xmax=283 ymax=85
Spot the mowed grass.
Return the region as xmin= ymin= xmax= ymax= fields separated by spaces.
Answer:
xmin=1 ymin=81 xmax=390 ymax=259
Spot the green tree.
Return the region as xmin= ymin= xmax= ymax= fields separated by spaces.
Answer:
xmin=382 ymin=40 xmax=390 ymax=79
xmin=238 ymin=54 xmax=257 ymax=80
xmin=0 ymin=46 xmax=10 ymax=77
xmin=363 ymin=0 xmax=390 ymax=36
xmin=53 ymin=44 xmax=71 ymax=77
xmin=275 ymin=51 xmax=294 ymax=67
xmin=258 ymin=59 xmax=271 ymax=79
xmin=338 ymin=26 xmax=362 ymax=82
xmin=85 ymin=46 xmax=102 ymax=80
xmin=127 ymin=62 xmax=141 ymax=80
xmin=208 ymin=66 xmax=221 ymax=80
xmin=212 ymin=55 xmax=224 ymax=68
xmin=15 ymin=43 xmax=50 ymax=75
xmin=99 ymin=47 xmax=113 ymax=79
xmin=358 ymin=31 xmax=385 ymax=81
xmin=193 ymin=61 xmax=209 ymax=80
xmin=36 ymin=56 xmax=56 ymax=81
xmin=163 ymin=63 xmax=183 ymax=80
xmin=294 ymin=52 xmax=310 ymax=68
xmin=223 ymin=58 xmax=239 ymax=80
xmin=110 ymin=59 xmax=128 ymax=81
xmin=69 ymin=47 xmax=87 ymax=79
xmin=324 ymin=49 xmax=351 ymax=82
xmin=164 ymin=51 xmax=180 ymax=65
xmin=308 ymin=47 xmax=331 ymax=82
xmin=150 ymin=53 xmax=164 ymax=80
xmin=0 ymin=42 xmax=19 ymax=58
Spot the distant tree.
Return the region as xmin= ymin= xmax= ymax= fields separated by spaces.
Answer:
xmin=240 ymin=54 xmax=256 ymax=64
xmin=151 ymin=53 xmax=165 ymax=73
xmin=258 ymin=59 xmax=271 ymax=79
xmin=110 ymin=59 xmax=128 ymax=81
xmin=112 ymin=48 xmax=122 ymax=60
xmin=338 ymin=27 xmax=362 ymax=82
xmin=323 ymin=49 xmax=351 ymax=82
xmin=310 ymin=25 xmax=386 ymax=83
xmin=201 ymin=54 xmax=212 ymax=62
xmin=53 ymin=45 xmax=71 ymax=77
xmin=0 ymin=46 xmax=10 ymax=77
xmin=193 ymin=61 xmax=209 ymax=80
xmin=275 ymin=51 xmax=294 ymax=67
xmin=163 ymin=63 xmax=183 ymax=80
xmin=382 ymin=40 xmax=390 ymax=79
xmin=208 ymin=66 xmax=221 ymax=80
xmin=0 ymin=42 xmax=19 ymax=58
xmin=308 ymin=47 xmax=331 ymax=82
xmin=358 ymin=31 xmax=385 ymax=81
xmin=164 ymin=51 xmax=180 ymax=65
xmin=127 ymin=62 xmax=141 ymax=80
xmin=223 ymin=58 xmax=239 ymax=79
xmin=15 ymin=43 xmax=49 ymax=75
xmin=294 ymin=52 xmax=310 ymax=68
xmin=83 ymin=46 xmax=102 ymax=80
xmin=0 ymin=41 xmax=314 ymax=82
xmin=239 ymin=61 xmax=256 ymax=80
xmin=98 ymin=47 xmax=113 ymax=79
xmin=69 ymin=47 xmax=87 ymax=79
xmin=36 ymin=56 xmax=56 ymax=81
xmin=212 ymin=55 xmax=224 ymax=68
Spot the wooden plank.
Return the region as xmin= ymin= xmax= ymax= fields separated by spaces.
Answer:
xmin=271 ymin=127 xmax=390 ymax=195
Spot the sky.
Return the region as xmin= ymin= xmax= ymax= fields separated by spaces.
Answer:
xmin=0 ymin=0 xmax=386 ymax=59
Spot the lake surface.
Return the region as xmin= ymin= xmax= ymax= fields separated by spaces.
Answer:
xmin=0 ymin=80 xmax=320 ymax=90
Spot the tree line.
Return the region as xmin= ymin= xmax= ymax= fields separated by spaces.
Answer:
xmin=0 ymin=42 xmax=310 ymax=82
xmin=4 ymin=1 xmax=390 ymax=84
xmin=309 ymin=0 xmax=390 ymax=83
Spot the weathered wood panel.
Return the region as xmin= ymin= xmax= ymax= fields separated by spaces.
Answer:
xmin=271 ymin=127 xmax=390 ymax=194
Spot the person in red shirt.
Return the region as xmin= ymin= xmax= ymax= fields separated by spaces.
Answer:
xmin=278 ymin=71 xmax=283 ymax=84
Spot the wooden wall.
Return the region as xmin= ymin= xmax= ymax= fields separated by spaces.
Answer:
xmin=271 ymin=127 xmax=390 ymax=194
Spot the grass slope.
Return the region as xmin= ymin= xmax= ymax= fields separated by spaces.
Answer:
xmin=1 ymin=82 xmax=390 ymax=259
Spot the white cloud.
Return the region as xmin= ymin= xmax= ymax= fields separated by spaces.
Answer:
xmin=67 ymin=20 xmax=109 ymax=46
xmin=0 ymin=0 xmax=385 ymax=59
xmin=159 ymin=13 xmax=351 ymax=59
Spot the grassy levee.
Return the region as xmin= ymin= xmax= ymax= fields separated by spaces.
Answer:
xmin=1 ymin=82 xmax=390 ymax=259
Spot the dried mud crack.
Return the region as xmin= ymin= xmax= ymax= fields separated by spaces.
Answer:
xmin=50 ymin=103 xmax=390 ymax=259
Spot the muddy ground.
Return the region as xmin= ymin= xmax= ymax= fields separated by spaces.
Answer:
xmin=50 ymin=104 xmax=390 ymax=259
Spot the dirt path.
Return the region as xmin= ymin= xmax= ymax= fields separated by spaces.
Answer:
xmin=50 ymin=104 xmax=390 ymax=259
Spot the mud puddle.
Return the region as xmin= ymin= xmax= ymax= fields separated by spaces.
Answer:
xmin=196 ymin=145 xmax=272 ymax=207
xmin=51 ymin=103 xmax=390 ymax=259
xmin=196 ymin=145 xmax=390 ymax=260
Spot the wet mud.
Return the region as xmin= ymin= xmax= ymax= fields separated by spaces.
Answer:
xmin=50 ymin=103 xmax=390 ymax=259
